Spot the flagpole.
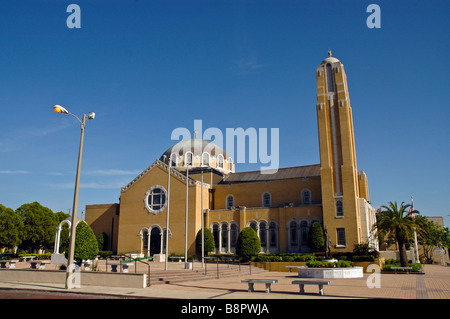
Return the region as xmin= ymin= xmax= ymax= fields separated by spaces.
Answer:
xmin=165 ymin=157 xmax=172 ymax=271
xmin=185 ymin=165 xmax=189 ymax=269
xmin=201 ymin=171 xmax=204 ymax=268
xmin=411 ymin=196 xmax=420 ymax=263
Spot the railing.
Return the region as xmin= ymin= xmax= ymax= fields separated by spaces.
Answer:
xmin=203 ymin=257 xmax=252 ymax=279
xmin=105 ymin=253 xmax=152 ymax=287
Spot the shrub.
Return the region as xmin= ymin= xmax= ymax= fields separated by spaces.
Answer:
xmin=69 ymin=221 xmax=99 ymax=262
xmin=195 ymin=227 xmax=215 ymax=256
xmin=236 ymin=227 xmax=261 ymax=261
xmin=96 ymin=233 xmax=107 ymax=251
xmin=307 ymin=259 xmax=353 ymax=268
xmin=309 ymin=222 xmax=324 ymax=252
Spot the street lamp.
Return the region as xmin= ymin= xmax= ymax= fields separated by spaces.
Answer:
xmin=53 ymin=105 xmax=95 ymax=289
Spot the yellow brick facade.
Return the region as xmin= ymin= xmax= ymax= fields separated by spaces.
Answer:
xmin=86 ymin=53 xmax=378 ymax=256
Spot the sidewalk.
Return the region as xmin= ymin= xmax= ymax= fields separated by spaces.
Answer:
xmin=0 ymin=263 xmax=448 ymax=299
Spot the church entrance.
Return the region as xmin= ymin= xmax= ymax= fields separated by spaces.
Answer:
xmin=150 ymin=227 xmax=161 ymax=255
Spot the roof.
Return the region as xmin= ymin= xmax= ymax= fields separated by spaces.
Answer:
xmin=219 ymin=164 xmax=321 ymax=184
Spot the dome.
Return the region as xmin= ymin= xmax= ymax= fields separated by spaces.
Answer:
xmin=321 ymin=56 xmax=340 ymax=64
xmin=321 ymin=50 xmax=340 ymax=65
xmin=160 ymin=139 xmax=234 ymax=172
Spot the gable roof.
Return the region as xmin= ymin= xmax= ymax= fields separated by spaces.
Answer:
xmin=121 ymin=159 xmax=211 ymax=192
xmin=219 ymin=164 xmax=320 ymax=184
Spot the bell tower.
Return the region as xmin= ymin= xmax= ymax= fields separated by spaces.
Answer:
xmin=316 ymin=51 xmax=362 ymax=252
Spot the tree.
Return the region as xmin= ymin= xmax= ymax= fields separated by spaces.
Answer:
xmin=16 ymin=202 xmax=58 ymax=252
xmin=415 ymin=215 xmax=450 ymax=263
xmin=195 ymin=227 xmax=215 ymax=257
xmin=97 ymin=232 xmax=108 ymax=251
xmin=0 ymin=204 xmax=24 ymax=250
xmin=376 ymin=201 xmax=419 ymax=267
xmin=71 ymin=221 xmax=98 ymax=262
xmin=236 ymin=227 xmax=261 ymax=261
xmin=309 ymin=222 xmax=325 ymax=252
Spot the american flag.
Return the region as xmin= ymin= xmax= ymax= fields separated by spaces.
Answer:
xmin=409 ymin=196 xmax=415 ymax=218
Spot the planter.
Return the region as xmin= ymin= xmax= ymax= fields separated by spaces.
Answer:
xmin=297 ymin=266 xmax=363 ymax=279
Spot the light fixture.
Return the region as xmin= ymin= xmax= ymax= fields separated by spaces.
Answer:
xmin=54 ymin=105 xmax=69 ymax=114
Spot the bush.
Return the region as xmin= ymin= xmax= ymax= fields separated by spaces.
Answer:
xmin=96 ymin=233 xmax=107 ymax=251
xmin=195 ymin=227 xmax=215 ymax=256
xmin=71 ymin=221 xmax=99 ymax=262
xmin=309 ymin=222 xmax=324 ymax=252
xmin=307 ymin=259 xmax=353 ymax=268
xmin=236 ymin=227 xmax=261 ymax=261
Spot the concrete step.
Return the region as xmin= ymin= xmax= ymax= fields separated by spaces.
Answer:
xmin=148 ymin=264 xmax=267 ymax=285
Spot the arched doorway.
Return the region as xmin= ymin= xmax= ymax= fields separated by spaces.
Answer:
xmin=150 ymin=227 xmax=161 ymax=255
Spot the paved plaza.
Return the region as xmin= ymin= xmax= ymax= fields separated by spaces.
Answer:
xmin=0 ymin=262 xmax=448 ymax=299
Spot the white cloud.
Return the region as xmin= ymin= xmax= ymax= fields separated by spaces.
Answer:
xmin=233 ymin=58 xmax=265 ymax=75
xmin=50 ymin=181 xmax=126 ymax=189
xmin=0 ymin=170 xmax=30 ymax=174
xmin=85 ymin=169 xmax=141 ymax=176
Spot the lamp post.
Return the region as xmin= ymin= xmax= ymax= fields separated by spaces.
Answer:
xmin=53 ymin=105 xmax=95 ymax=289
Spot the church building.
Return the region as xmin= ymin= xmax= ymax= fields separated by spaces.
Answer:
xmin=85 ymin=53 xmax=378 ymax=257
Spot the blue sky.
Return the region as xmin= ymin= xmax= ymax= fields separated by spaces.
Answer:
xmin=0 ymin=1 xmax=449 ymax=226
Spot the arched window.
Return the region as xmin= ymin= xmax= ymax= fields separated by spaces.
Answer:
xmin=217 ymin=154 xmax=224 ymax=168
xmin=226 ymin=195 xmax=234 ymax=210
xmin=300 ymin=221 xmax=308 ymax=244
xmin=221 ymin=223 xmax=228 ymax=249
xmin=185 ymin=152 xmax=193 ymax=166
xmin=301 ymin=189 xmax=311 ymax=205
xmin=262 ymin=192 xmax=271 ymax=207
xmin=259 ymin=221 xmax=267 ymax=249
xmin=212 ymin=224 xmax=219 ymax=250
xmin=230 ymin=223 xmax=238 ymax=248
xmin=228 ymin=157 xmax=234 ymax=171
xmin=290 ymin=221 xmax=298 ymax=247
xmin=142 ymin=229 xmax=149 ymax=251
xmin=202 ymin=152 xmax=210 ymax=166
xmin=150 ymin=227 xmax=161 ymax=255
xmin=269 ymin=222 xmax=277 ymax=248
xmin=326 ymin=63 xmax=335 ymax=92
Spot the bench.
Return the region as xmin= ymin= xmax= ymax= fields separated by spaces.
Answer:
xmin=20 ymin=256 xmax=36 ymax=262
xmin=109 ymin=262 xmax=134 ymax=273
xmin=28 ymin=260 xmax=50 ymax=269
xmin=391 ymin=267 xmax=413 ymax=274
xmin=241 ymin=279 xmax=278 ymax=293
xmin=0 ymin=260 xmax=18 ymax=269
xmin=169 ymin=256 xmax=185 ymax=262
xmin=292 ymin=280 xmax=330 ymax=296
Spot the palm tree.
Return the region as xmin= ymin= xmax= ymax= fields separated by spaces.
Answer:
xmin=375 ymin=201 xmax=419 ymax=267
